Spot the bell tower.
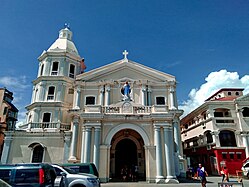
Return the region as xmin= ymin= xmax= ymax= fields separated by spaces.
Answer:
xmin=26 ymin=25 xmax=83 ymax=127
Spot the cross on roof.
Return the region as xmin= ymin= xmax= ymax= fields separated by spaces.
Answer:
xmin=122 ymin=50 xmax=128 ymax=59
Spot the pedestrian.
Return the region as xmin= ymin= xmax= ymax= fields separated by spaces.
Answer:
xmin=222 ymin=166 xmax=229 ymax=182
xmin=197 ymin=163 xmax=208 ymax=187
xmin=220 ymin=167 xmax=225 ymax=182
xmin=121 ymin=166 xmax=128 ymax=181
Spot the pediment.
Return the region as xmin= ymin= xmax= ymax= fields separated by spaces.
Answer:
xmin=76 ymin=59 xmax=175 ymax=83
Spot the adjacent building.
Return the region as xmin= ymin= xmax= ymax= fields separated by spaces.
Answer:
xmin=1 ymin=26 xmax=186 ymax=183
xmin=180 ymin=88 xmax=249 ymax=175
xmin=0 ymin=88 xmax=18 ymax=160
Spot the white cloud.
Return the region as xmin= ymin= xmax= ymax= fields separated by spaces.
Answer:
xmin=179 ymin=70 xmax=249 ymax=117
xmin=0 ymin=76 xmax=29 ymax=91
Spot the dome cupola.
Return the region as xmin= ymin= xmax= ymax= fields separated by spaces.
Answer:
xmin=47 ymin=24 xmax=79 ymax=56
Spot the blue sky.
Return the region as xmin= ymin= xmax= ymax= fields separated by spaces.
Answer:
xmin=1 ymin=0 xmax=249 ymax=125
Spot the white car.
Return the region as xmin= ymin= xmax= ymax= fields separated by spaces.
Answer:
xmin=52 ymin=164 xmax=100 ymax=187
xmin=241 ymin=161 xmax=249 ymax=179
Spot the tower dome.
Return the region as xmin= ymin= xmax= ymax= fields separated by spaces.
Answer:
xmin=47 ymin=25 xmax=79 ymax=56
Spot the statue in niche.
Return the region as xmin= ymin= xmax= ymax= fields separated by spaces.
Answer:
xmin=121 ymin=81 xmax=131 ymax=101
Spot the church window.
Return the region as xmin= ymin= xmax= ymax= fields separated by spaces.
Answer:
xmin=69 ymin=64 xmax=75 ymax=78
xmin=47 ymin=86 xmax=55 ymax=101
xmin=86 ymin=96 xmax=95 ymax=105
xmin=242 ymin=107 xmax=249 ymax=117
xmin=235 ymin=91 xmax=240 ymax=96
xmin=228 ymin=92 xmax=231 ymax=96
xmin=32 ymin=144 xmax=44 ymax=163
xmin=156 ymin=97 xmax=165 ymax=105
xmin=42 ymin=113 xmax=51 ymax=122
xmin=51 ymin=62 xmax=59 ymax=75
xmin=34 ymin=89 xmax=38 ymax=102
xmin=40 ymin=64 xmax=44 ymax=76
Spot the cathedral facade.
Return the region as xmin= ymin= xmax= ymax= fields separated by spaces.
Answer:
xmin=1 ymin=26 xmax=186 ymax=183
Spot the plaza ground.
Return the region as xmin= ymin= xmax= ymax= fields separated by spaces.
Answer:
xmin=101 ymin=176 xmax=248 ymax=187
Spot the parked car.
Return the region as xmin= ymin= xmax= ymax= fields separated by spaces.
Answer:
xmin=241 ymin=159 xmax=249 ymax=178
xmin=0 ymin=179 xmax=11 ymax=187
xmin=61 ymin=163 xmax=99 ymax=177
xmin=52 ymin=164 xmax=100 ymax=187
xmin=0 ymin=163 xmax=56 ymax=187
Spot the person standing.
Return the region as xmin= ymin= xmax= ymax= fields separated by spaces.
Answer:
xmin=197 ymin=163 xmax=208 ymax=187
xmin=222 ymin=166 xmax=229 ymax=182
xmin=220 ymin=167 xmax=225 ymax=182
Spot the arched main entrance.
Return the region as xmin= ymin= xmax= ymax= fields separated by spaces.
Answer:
xmin=110 ymin=129 xmax=145 ymax=181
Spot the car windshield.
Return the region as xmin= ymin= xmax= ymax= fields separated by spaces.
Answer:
xmin=62 ymin=167 xmax=77 ymax=174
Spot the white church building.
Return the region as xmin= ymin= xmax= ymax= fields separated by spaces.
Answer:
xmin=1 ymin=26 xmax=186 ymax=183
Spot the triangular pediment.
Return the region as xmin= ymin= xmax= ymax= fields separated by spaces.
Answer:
xmin=76 ymin=59 xmax=175 ymax=82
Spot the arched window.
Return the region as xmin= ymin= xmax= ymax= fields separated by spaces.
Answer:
xmin=242 ymin=107 xmax=249 ymax=117
xmin=47 ymin=86 xmax=55 ymax=101
xmin=28 ymin=143 xmax=45 ymax=163
xmin=51 ymin=62 xmax=59 ymax=75
xmin=219 ymin=130 xmax=237 ymax=147
xmin=206 ymin=131 xmax=213 ymax=143
xmin=42 ymin=113 xmax=51 ymax=123
xmin=40 ymin=64 xmax=44 ymax=76
xmin=69 ymin=64 xmax=75 ymax=78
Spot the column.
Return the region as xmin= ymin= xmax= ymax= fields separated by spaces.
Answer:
xmin=64 ymin=131 xmax=72 ymax=163
xmin=93 ymin=127 xmax=101 ymax=169
xmin=1 ymin=132 xmax=13 ymax=164
xmin=242 ymin=134 xmax=249 ymax=158
xmin=144 ymin=145 xmax=156 ymax=183
xmin=105 ymin=85 xmax=110 ymax=106
xmin=173 ymin=119 xmax=183 ymax=157
xmin=56 ymin=83 xmax=62 ymax=101
xmin=173 ymin=119 xmax=183 ymax=177
xmin=99 ymin=145 xmax=111 ymax=183
xmin=211 ymin=131 xmax=219 ymax=147
xmin=169 ymin=85 xmax=176 ymax=109
xmin=31 ymin=86 xmax=35 ymax=103
xmin=39 ymin=81 xmax=46 ymax=101
xmin=69 ymin=116 xmax=79 ymax=161
xmin=80 ymin=126 xmax=85 ymax=162
xmin=141 ymin=85 xmax=147 ymax=105
xmin=147 ymin=86 xmax=152 ymax=106
xmin=163 ymin=126 xmax=178 ymax=183
xmin=154 ymin=126 xmax=164 ymax=183
xmin=44 ymin=59 xmax=51 ymax=76
xmin=73 ymin=87 xmax=81 ymax=109
xmin=83 ymin=126 xmax=92 ymax=162
xmin=99 ymin=86 xmax=104 ymax=106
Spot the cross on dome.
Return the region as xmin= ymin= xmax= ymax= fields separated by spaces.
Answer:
xmin=64 ymin=23 xmax=70 ymax=29
xmin=122 ymin=50 xmax=128 ymax=59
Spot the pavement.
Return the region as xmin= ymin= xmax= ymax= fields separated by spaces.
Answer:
xmin=101 ymin=176 xmax=248 ymax=187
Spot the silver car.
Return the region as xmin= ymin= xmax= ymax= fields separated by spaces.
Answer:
xmin=52 ymin=164 xmax=100 ymax=187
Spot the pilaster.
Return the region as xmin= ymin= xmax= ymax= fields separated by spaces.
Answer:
xmin=69 ymin=116 xmax=79 ymax=161
xmin=1 ymin=132 xmax=13 ymax=164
